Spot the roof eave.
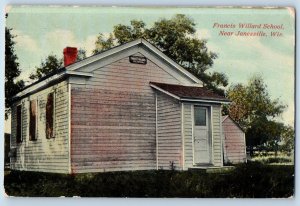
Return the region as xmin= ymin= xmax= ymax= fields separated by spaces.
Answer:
xmin=149 ymin=83 xmax=231 ymax=104
xmin=180 ymin=98 xmax=231 ymax=104
xmin=12 ymin=71 xmax=93 ymax=102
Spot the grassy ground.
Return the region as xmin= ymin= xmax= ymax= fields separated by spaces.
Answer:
xmin=4 ymin=161 xmax=294 ymax=198
xmin=251 ymin=152 xmax=294 ymax=165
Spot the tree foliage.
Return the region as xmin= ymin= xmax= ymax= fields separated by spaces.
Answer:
xmin=77 ymin=48 xmax=87 ymax=61
xmin=29 ymin=55 xmax=63 ymax=80
xmin=280 ymin=125 xmax=294 ymax=154
xmin=30 ymin=48 xmax=86 ymax=80
xmin=225 ymin=75 xmax=286 ymax=129
xmin=5 ymin=27 xmax=24 ymax=118
xmin=224 ymin=75 xmax=293 ymax=154
xmin=93 ymin=14 xmax=228 ymax=95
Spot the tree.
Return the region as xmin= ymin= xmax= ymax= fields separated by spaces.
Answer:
xmin=280 ymin=125 xmax=294 ymax=154
xmin=224 ymin=75 xmax=287 ymax=154
xmin=93 ymin=14 xmax=228 ymax=95
xmin=77 ymin=48 xmax=87 ymax=61
xmin=5 ymin=26 xmax=24 ymax=119
xmin=225 ymin=75 xmax=286 ymax=129
xmin=29 ymin=55 xmax=63 ymax=80
xmin=29 ymin=48 xmax=86 ymax=80
xmin=247 ymin=119 xmax=285 ymax=156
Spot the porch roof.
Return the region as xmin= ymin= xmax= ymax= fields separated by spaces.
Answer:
xmin=150 ymin=82 xmax=230 ymax=103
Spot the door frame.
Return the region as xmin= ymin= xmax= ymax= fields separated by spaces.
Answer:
xmin=192 ymin=104 xmax=213 ymax=166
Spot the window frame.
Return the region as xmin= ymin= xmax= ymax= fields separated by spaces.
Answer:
xmin=194 ymin=106 xmax=207 ymax=126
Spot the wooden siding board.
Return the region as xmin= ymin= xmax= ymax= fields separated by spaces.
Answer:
xmin=70 ymin=52 xmax=190 ymax=173
xmin=211 ymin=105 xmax=223 ymax=167
xmin=10 ymin=81 xmax=70 ymax=173
xmin=223 ymin=117 xmax=247 ymax=163
xmin=156 ymin=91 xmax=182 ymax=170
xmin=183 ymin=103 xmax=193 ymax=168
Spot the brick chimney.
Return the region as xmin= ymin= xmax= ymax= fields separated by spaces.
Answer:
xmin=63 ymin=47 xmax=78 ymax=66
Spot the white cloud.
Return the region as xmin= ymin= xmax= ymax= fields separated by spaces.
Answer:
xmin=11 ymin=29 xmax=98 ymax=83
xmin=212 ymin=35 xmax=295 ymax=127
xmin=278 ymin=100 xmax=295 ymax=127
xmin=81 ymin=35 xmax=98 ymax=56
xmin=43 ymin=29 xmax=98 ymax=56
xmin=195 ymin=29 xmax=212 ymax=40
xmin=12 ymin=30 xmax=40 ymax=53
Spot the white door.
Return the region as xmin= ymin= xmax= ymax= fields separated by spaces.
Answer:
xmin=193 ymin=106 xmax=210 ymax=165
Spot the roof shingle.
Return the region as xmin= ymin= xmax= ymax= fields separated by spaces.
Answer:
xmin=150 ymin=82 xmax=229 ymax=102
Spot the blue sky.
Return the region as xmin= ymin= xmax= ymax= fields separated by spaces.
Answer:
xmin=5 ymin=6 xmax=295 ymax=129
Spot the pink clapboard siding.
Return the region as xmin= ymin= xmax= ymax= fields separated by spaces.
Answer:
xmin=70 ymin=53 xmax=186 ymax=173
xmin=156 ymin=91 xmax=182 ymax=170
xmin=222 ymin=116 xmax=246 ymax=164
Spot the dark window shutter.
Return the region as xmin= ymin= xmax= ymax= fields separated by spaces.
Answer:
xmin=46 ymin=93 xmax=54 ymax=139
xmin=29 ymin=100 xmax=37 ymax=141
xmin=16 ymin=105 xmax=22 ymax=143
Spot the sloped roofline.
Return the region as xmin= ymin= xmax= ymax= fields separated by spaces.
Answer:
xmin=66 ymin=38 xmax=202 ymax=84
xmin=13 ymin=38 xmax=202 ymax=100
xmin=222 ymin=115 xmax=245 ymax=132
xmin=150 ymin=82 xmax=230 ymax=104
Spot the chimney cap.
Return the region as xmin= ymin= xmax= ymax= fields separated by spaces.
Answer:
xmin=63 ymin=47 xmax=78 ymax=53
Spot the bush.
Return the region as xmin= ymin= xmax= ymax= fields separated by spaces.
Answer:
xmin=4 ymin=162 xmax=294 ymax=197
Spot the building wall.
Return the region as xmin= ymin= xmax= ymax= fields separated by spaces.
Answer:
xmin=212 ymin=105 xmax=223 ymax=167
xmin=222 ymin=117 xmax=246 ymax=163
xmin=183 ymin=103 xmax=223 ymax=168
xmin=10 ymin=80 xmax=70 ymax=173
xmin=183 ymin=103 xmax=193 ymax=169
xmin=156 ymin=91 xmax=182 ymax=170
xmin=70 ymin=52 xmax=189 ymax=173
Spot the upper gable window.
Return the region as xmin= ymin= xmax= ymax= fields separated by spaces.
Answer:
xmin=46 ymin=92 xmax=55 ymax=139
xmin=29 ymin=100 xmax=37 ymax=141
xmin=16 ymin=104 xmax=22 ymax=143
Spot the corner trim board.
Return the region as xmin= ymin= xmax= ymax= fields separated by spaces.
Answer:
xmin=68 ymin=83 xmax=72 ymax=174
xmin=155 ymin=92 xmax=158 ymax=170
xmin=181 ymin=103 xmax=185 ymax=170
xmin=191 ymin=105 xmax=195 ymax=166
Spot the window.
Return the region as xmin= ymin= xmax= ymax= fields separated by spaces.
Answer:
xmin=29 ymin=100 xmax=37 ymax=141
xmin=46 ymin=92 xmax=54 ymax=139
xmin=16 ymin=104 xmax=22 ymax=143
xmin=194 ymin=106 xmax=207 ymax=126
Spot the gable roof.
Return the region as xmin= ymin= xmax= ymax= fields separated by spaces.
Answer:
xmin=222 ymin=115 xmax=245 ymax=132
xmin=67 ymin=38 xmax=202 ymax=84
xmin=13 ymin=38 xmax=203 ymax=100
xmin=150 ymin=82 xmax=230 ymax=103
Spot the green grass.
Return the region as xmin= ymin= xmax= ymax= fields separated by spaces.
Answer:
xmin=4 ymin=162 xmax=294 ymax=198
xmin=252 ymin=153 xmax=294 ymax=165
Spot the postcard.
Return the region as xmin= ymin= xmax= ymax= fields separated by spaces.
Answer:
xmin=4 ymin=6 xmax=295 ymax=197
